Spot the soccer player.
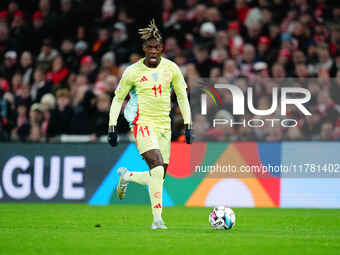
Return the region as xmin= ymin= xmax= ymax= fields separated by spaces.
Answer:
xmin=107 ymin=20 xmax=192 ymax=229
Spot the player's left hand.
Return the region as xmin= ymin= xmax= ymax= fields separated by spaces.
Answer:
xmin=185 ymin=124 xmax=193 ymax=144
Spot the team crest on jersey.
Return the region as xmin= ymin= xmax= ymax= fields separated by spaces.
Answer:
xmin=152 ymin=73 xmax=158 ymax=82
xmin=163 ymin=69 xmax=172 ymax=85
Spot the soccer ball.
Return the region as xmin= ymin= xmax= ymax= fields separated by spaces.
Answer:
xmin=209 ymin=206 xmax=236 ymax=230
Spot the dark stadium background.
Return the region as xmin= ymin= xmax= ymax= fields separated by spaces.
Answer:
xmin=0 ymin=0 xmax=340 ymax=143
xmin=1 ymin=2 xmax=340 ymax=254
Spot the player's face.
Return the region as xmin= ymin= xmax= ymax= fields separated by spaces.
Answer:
xmin=143 ymin=39 xmax=163 ymax=67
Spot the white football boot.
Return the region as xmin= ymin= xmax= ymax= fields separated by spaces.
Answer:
xmin=116 ymin=167 xmax=129 ymax=200
xmin=151 ymin=219 xmax=168 ymax=230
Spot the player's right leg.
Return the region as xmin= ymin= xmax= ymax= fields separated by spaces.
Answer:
xmin=115 ymin=124 xmax=157 ymax=199
xmin=116 ymin=167 xmax=129 ymax=200
xmin=116 ymin=125 xmax=161 ymax=196
xmin=116 ymin=165 xmax=152 ymax=199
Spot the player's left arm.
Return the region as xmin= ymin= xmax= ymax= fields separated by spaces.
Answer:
xmin=171 ymin=63 xmax=193 ymax=144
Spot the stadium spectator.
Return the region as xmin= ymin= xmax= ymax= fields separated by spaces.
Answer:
xmin=30 ymin=10 xmax=48 ymax=54
xmin=37 ymin=38 xmax=59 ymax=66
xmin=319 ymin=121 xmax=335 ymax=140
xmin=47 ymin=55 xmax=69 ymax=86
xmin=92 ymin=92 xmax=110 ymax=139
xmin=30 ymin=66 xmax=52 ymax=103
xmin=47 ymin=88 xmax=73 ymax=139
xmin=19 ymin=51 xmax=34 ymax=86
xmin=1 ymin=51 xmax=17 ymax=81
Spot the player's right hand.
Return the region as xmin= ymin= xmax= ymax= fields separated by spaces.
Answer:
xmin=108 ymin=126 xmax=118 ymax=147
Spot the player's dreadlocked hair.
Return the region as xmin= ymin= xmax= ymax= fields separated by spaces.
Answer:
xmin=138 ymin=19 xmax=162 ymax=42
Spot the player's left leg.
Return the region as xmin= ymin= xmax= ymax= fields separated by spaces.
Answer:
xmin=142 ymin=127 xmax=170 ymax=229
xmin=148 ymin=128 xmax=170 ymax=229
xmin=140 ymin=149 xmax=167 ymax=229
xmin=116 ymin=149 xmax=166 ymax=223
xmin=116 ymin=126 xmax=170 ymax=229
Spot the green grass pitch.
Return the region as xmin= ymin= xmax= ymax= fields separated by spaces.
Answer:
xmin=0 ymin=204 xmax=339 ymax=255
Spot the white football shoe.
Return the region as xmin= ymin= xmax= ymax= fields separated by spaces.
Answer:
xmin=151 ymin=219 xmax=168 ymax=230
xmin=116 ymin=167 xmax=129 ymax=200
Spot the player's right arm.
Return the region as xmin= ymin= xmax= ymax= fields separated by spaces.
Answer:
xmin=109 ymin=68 xmax=134 ymax=127
xmin=108 ymin=68 xmax=134 ymax=146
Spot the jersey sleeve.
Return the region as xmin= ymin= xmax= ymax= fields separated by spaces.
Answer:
xmin=171 ymin=63 xmax=192 ymax=125
xmin=109 ymin=68 xmax=134 ymax=126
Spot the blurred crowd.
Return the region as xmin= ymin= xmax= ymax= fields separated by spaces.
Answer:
xmin=0 ymin=0 xmax=340 ymax=142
